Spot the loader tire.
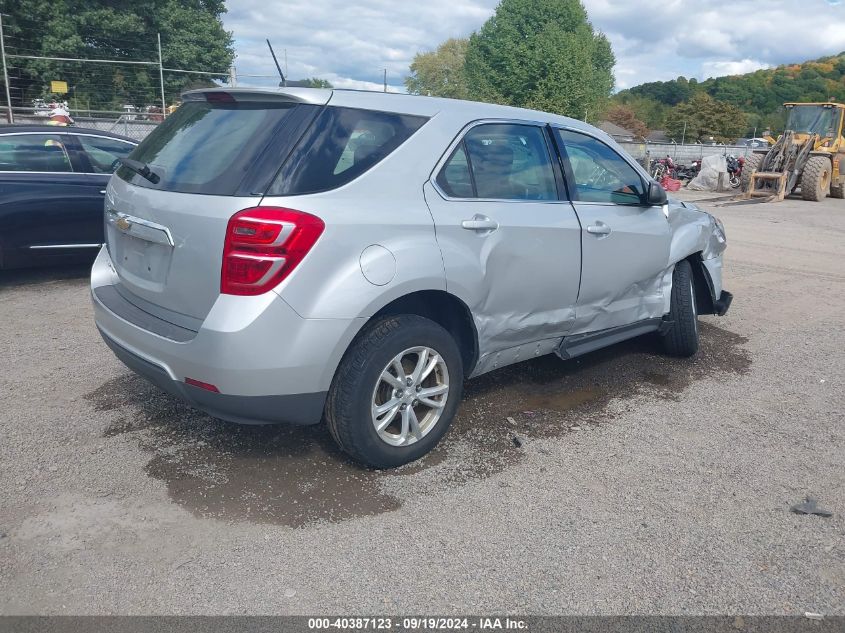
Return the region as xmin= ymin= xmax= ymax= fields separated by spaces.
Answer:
xmin=831 ymin=179 xmax=844 ymax=199
xmin=801 ymin=156 xmax=832 ymax=202
xmin=741 ymin=153 xmax=764 ymax=193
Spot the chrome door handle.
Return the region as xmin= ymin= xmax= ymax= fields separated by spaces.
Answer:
xmin=586 ymin=223 xmax=612 ymax=236
xmin=461 ymin=215 xmax=499 ymax=232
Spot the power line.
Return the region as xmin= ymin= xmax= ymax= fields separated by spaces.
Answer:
xmin=7 ymin=53 xmax=157 ymax=65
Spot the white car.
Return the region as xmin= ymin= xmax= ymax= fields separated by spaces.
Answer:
xmin=92 ymin=87 xmax=732 ymax=467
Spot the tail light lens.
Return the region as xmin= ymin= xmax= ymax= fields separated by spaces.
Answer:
xmin=221 ymin=207 xmax=324 ymax=296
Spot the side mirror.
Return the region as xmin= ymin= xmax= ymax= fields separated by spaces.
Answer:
xmin=646 ymin=180 xmax=668 ymax=206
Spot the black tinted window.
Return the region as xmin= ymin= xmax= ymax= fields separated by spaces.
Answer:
xmin=117 ymin=99 xmax=315 ymax=195
xmin=0 ymin=134 xmax=73 ymax=172
xmin=555 ymin=129 xmax=645 ymax=204
xmin=268 ymin=107 xmax=428 ymax=195
xmin=462 ymin=124 xmax=557 ymax=200
xmin=436 ymin=143 xmax=474 ymax=198
xmin=78 ymin=135 xmax=135 ymax=173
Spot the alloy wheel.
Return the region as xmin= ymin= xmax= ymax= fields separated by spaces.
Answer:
xmin=371 ymin=346 xmax=450 ymax=447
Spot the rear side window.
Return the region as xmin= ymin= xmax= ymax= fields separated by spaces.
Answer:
xmin=0 ymin=134 xmax=73 ymax=172
xmin=117 ymin=99 xmax=317 ymax=195
xmin=437 ymin=123 xmax=558 ymax=200
xmin=268 ymin=107 xmax=428 ymax=195
xmin=78 ymin=135 xmax=135 ymax=173
xmin=436 ymin=144 xmax=474 ymax=198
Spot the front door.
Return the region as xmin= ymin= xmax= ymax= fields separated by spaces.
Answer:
xmin=553 ymin=128 xmax=671 ymax=333
xmin=423 ymin=122 xmax=582 ymax=373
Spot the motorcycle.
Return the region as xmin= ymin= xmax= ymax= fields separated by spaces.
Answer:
xmin=675 ymin=159 xmax=701 ymax=182
xmin=650 ymin=155 xmax=676 ymax=181
xmin=726 ymin=155 xmax=744 ymax=189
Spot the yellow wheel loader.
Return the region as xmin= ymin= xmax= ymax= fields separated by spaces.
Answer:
xmin=742 ymin=102 xmax=845 ymax=202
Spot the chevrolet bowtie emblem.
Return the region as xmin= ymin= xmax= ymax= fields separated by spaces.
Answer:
xmin=115 ymin=217 xmax=132 ymax=232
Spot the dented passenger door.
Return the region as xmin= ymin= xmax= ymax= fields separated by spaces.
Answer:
xmin=424 ymin=121 xmax=582 ymax=368
xmin=553 ymin=128 xmax=671 ymax=334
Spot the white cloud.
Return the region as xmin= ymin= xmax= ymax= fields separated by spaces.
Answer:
xmin=222 ymin=0 xmax=845 ymax=92
xmin=701 ymin=59 xmax=772 ymax=78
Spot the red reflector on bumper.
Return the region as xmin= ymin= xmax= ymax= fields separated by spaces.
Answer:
xmin=185 ymin=378 xmax=220 ymax=393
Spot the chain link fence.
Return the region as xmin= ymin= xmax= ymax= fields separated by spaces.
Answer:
xmin=0 ymin=16 xmax=237 ymax=140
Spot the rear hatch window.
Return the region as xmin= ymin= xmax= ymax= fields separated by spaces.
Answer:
xmin=117 ymin=98 xmax=319 ymax=195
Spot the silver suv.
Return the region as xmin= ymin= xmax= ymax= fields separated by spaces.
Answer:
xmin=92 ymin=87 xmax=732 ymax=468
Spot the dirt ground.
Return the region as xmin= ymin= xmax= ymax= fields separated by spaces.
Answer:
xmin=0 ymin=191 xmax=842 ymax=615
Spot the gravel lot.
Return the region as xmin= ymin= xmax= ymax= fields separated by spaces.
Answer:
xmin=0 ymin=192 xmax=842 ymax=615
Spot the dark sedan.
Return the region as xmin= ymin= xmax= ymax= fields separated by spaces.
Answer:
xmin=0 ymin=125 xmax=137 ymax=269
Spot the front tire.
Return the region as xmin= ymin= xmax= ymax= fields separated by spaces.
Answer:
xmin=741 ymin=153 xmax=764 ymax=193
xmin=801 ymin=156 xmax=832 ymax=202
xmin=661 ymin=260 xmax=699 ymax=357
xmin=326 ymin=315 xmax=464 ymax=468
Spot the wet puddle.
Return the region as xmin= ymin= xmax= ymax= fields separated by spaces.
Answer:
xmin=86 ymin=323 xmax=751 ymax=527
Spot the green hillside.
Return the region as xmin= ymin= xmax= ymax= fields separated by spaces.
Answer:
xmin=615 ymin=52 xmax=845 ymax=136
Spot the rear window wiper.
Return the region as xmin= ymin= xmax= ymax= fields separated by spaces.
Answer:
xmin=119 ymin=158 xmax=160 ymax=184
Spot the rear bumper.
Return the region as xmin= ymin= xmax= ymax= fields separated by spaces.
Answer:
xmin=98 ymin=328 xmax=327 ymax=425
xmin=91 ymin=246 xmax=364 ymax=426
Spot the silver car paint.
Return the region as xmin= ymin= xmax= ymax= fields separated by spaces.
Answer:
xmin=93 ymin=87 xmax=727 ymax=410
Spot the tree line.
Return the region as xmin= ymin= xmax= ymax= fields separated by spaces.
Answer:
xmin=408 ymin=0 xmax=845 ymax=144
xmin=614 ymin=52 xmax=845 ymax=141
xmin=405 ymin=0 xmax=615 ymax=122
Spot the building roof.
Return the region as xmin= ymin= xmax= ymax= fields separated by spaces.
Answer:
xmin=647 ymin=129 xmax=671 ymax=143
xmin=596 ymin=120 xmax=636 ymax=140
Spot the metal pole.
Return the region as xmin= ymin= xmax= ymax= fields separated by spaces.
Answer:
xmin=0 ymin=14 xmax=14 ymax=123
xmin=681 ymin=121 xmax=686 ymax=147
xmin=383 ymin=68 xmax=387 ymax=93
xmin=229 ymin=65 xmax=237 ymax=87
xmin=157 ymin=33 xmax=166 ymax=119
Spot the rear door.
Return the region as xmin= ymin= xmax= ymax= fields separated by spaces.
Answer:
xmin=104 ymin=92 xmax=323 ymax=320
xmin=553 ymin=128 xmax=671 ymax=333
xmin=423 ymin=121 xmax=582 ymax=359
xmin=0 ymin=132 xmax=101 ymax=263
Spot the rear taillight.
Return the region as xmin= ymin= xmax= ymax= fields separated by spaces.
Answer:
xmin=221 ymin=207 xmax=324 ymax=296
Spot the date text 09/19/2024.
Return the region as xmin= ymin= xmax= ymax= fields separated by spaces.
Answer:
xmin=307 ymin=617 xmax=528 ymax=630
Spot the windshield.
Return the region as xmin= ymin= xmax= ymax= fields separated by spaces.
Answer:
xmin=786 ymin=105 xmax=842 ymax=137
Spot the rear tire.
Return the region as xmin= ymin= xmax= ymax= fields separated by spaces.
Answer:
xmin=325 ymin=314 xmax=463 ymax=468
xmin=831 ymin=178 xmax=844 ymax=199
xmin=661 ymin=260 xmax=699 ymax=358
xmin=801 ymin=156 xmax=832 ymax=202
xmin=741 ymin=153 xmax=764 ymax=193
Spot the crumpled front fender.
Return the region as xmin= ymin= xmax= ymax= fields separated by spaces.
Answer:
xmin=667 ymin=198 xmax=726 ymax=264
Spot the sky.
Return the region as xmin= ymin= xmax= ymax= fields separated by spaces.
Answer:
xmin=222 ymin=0 xmax=845 ymax=92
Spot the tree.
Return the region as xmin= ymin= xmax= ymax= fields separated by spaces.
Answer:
xmin=618 ymin=51 xmax=845 ymax=131
xmin=405 ymin=38 xmax=469 ymax=99
xmin=612 ymin=93 xmax=668 ymax=130
xmin=665 ymin=93 xmax=748 ymax=143
xmin=603 ymin=104 xmax=649 ymax=138
xmin=2 ymin=0 xmax=234 ymax=111
xmin=299 ymin=78 xmax=334 ymax=89
xmin=462 ymin=0 xmax=614 ymax=118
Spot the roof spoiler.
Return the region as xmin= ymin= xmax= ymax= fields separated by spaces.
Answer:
xmin=181 ymin=87 xmax=332 ymax=106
